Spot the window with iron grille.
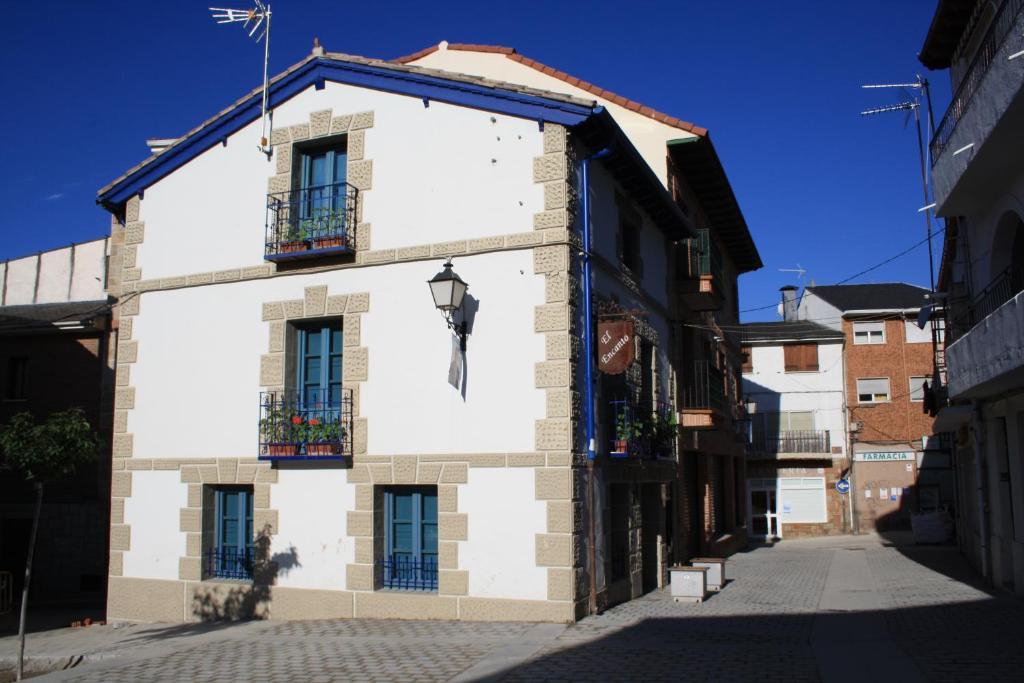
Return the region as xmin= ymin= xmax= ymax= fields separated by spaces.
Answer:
xmin=204 ymin=487 xmax=254 ymax=581
xmin=382 ymin=487 xmax=438 ymax=590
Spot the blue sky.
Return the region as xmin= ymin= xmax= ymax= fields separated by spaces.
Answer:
xmin=0 ymin=0 xmax=947 ymax=321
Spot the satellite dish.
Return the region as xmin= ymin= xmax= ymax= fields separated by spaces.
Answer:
xmin=777 ymin=302 xmax=784 ymax=318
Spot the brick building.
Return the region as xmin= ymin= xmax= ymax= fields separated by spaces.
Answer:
xmin=0 ymin=239 xmax=114 ymax=612
xmin=798 ymin=284 xmax=947 ymax=532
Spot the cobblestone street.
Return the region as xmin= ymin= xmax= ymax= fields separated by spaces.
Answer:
xmin=4 ymin=535 xmax=1022 ymax=682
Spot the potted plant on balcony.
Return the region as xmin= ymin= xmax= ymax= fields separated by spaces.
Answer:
xmin=613 ymin=410 xmax=642 ymax=457
xmin=304 ymin=417 xmax=345 ymax=456
xmin=260 ymin=409 xmax=301 ymax=457
xmin=278 ymin=222 xmax=311 ymax=254
xmin=311 ymin=208 xmax=348 ymax=250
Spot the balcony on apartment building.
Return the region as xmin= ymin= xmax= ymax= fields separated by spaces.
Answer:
xmin=258 ymin=388 xmax=354 ymax=460
xmin=746 ymin=430 xmax=831 ymax=461
xmin=607 ymin=399 xmax=678 ymax=460
xmin=265 ymin=181 xmax=358 ymax=262
xmin=680 ymin=359 xmax=727 ymax=429
xmin=677 ymin=229 xmax=724 ymax=312
xmin=928 ymin=0 xmax=1024 ymax=212
xmin=945 ymin=265 xmax=1024 ymax=398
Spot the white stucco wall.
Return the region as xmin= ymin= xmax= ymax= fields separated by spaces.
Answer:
xmin=134 ymin=82 xmax=545 ymax=281
xmin=742 ymin=341 xmax=847 ymax=452
xmin=128 ymin=249 xmax=545 ymax=459
xmin=409 ymin=44 xmax=699 ymax=185
xmin=461 ymin=467 xmax=548 ymax=600
xmin=123 ymin=470 xmax=189 ymax=580
xmin=271 ymin=468 xmax=354 ymax=589
xmin=797 ymin=291 xmax=842 ymax=330
xmin=0 ymin=238 xmax=107 ymax=306
xmin=587 ymin=162 xmax=670 ymax=309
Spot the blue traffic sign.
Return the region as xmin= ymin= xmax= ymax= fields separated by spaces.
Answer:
xmin=835 ymin=479 xmax=851 ymax=494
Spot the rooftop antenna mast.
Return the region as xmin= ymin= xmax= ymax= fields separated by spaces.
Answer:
xmin=210 ymin=2 xmax=273 ymax=156
xmin=860 ymin=76 xmax=936 ymax=292
xmin=861 ymin=76 xmax=943 ymax=386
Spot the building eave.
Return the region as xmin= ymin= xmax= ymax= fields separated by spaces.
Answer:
xmin=574 ymin=110 xmax=695 ymax=241
xmin=667 ymin=136 xmax=762 ymax=273
xmin=96 ymin=53 xmax=599 ymax=211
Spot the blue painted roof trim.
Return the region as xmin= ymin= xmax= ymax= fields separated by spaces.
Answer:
xmin=98 ymin=57 xmax=596 ymax=208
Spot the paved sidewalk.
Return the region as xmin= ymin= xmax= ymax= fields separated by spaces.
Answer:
xmin=1 ymin=534 xmax=1020 ymax=681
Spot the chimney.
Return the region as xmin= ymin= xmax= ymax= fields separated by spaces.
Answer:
xmin=780 ymin=285 xmax=798 ymax=322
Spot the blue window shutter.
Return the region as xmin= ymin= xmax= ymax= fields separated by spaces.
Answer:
xmin=297 ymin=323 xmax=342 ymax=407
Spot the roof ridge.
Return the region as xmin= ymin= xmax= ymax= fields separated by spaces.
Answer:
xmin=393 ymin=41 xmax=708 ymax=137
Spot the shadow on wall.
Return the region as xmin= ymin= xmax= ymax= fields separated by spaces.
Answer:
xmin=740 ymin=378 xmax=782 ymax=434
xmin=190 ymin=525 xmax=300 ymax=622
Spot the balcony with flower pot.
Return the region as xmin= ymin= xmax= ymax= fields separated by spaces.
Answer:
xmin=608 ymin=399 xmax=678 ymax=460
xmin=258 ymin=388 xmax=353 ymax=460
xmin=264 ymin=181 xmax=358 ymax=262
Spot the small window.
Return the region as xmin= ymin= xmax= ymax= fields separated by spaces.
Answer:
xmin=853 ymin=321 xmax=885 ymax=345
xmin=6 ymin=357 xmax=28 ymax=400
xmin=383 ymin=487 xmax=438 ymax=590
xmin=741 ymin=346 xmax=753 ymax=373
xmin=909 ymin=376 xmax=929 ymax=402
xmin=205 ymin=486 xmax=254 ymax=580
xmin=783 ymin=344 xmax=818 ymax=372
xmin=617 ymin=199 xmax=643 ymax=276
xmin=857 ymin=377 xmax=891 ymax=403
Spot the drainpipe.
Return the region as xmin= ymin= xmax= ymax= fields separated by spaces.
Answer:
xmin=581 ymin=146 xmax=612 ymax=616
xmin=971 ymin=400 xmax=991 ymax=581
xmin=581 ymin=147 xmax=612 ymax=462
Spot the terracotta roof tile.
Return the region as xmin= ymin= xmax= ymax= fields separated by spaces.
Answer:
xmin=392 ymin=44 xmax=440 ymax=64
xmin=448 ymin=43 xmax=516 ymax=55
xmin=392 ymin=42 xmax=707 ymax=136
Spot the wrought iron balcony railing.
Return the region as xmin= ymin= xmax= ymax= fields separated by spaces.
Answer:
xmin=681 ymin=360 xmax=726 ymax=414
xmin=748 ymin=430 xmax=831 ymax=457
xmin=265 ymin=181 xmax=358 ymax=261
xmin=258 ymin=388 xmax=353 ymax=460
xmin=608 ymin=399 xmax=677 ymax=459
xmin=947 ymin=265 xmax=1024 ymax=344
xmin=930 ymin=0 xmax=1024 ymax=163
xmin=205 ymin=547 xmax=254 ymax=581
xmin=381 ymin=555 xmax=438 ymax=591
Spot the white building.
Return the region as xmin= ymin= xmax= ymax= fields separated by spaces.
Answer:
xmin=920 ymin=0 xmax=1024 ymax=591
xmin=97 ymin=43 xmax=759 ymax=623
xmin=740 ymin=288 xmax=849 ymax=538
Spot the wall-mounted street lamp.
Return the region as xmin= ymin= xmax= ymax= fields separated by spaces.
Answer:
xmin=427 ymin=259 xmax=469 ymax=350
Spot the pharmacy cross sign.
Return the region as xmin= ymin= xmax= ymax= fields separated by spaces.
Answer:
xmin=598 ymin=321 xmax=634 ymax=375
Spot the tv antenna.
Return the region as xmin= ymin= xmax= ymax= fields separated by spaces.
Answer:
xmin=860 ymin=75 xmax=937 ymax=293
xmin=210 ymin=2 xmax=273 ymax=156
xmin=861 ymin=75 xmax=943 ymax=385
xmin=778 ymin=264 xmax=807 ymax=280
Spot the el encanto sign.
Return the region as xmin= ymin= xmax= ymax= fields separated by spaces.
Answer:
xmin=598 ymin=321 xmax=634 ymax=374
